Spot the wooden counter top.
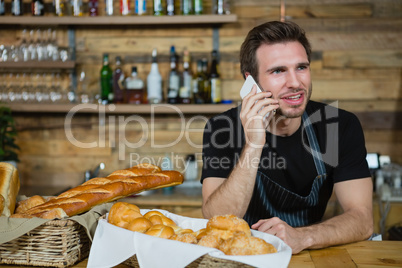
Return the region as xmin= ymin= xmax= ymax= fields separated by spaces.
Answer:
xmin=9 ymin=240 xmax=396 ymax=268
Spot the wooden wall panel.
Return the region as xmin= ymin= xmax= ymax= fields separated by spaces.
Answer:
xmin=1 ymin=0 xmax=401 ymax=191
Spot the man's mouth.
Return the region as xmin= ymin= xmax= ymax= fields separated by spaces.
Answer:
xmin=280 ymin=92 xmax=304 ymax=105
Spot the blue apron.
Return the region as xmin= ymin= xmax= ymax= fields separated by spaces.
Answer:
xmin=243 ymin=112 xmax=332 ymax=227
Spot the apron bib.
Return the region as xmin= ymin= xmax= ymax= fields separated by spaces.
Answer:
xmin=244 ymin=112 xmax=332 ymax=227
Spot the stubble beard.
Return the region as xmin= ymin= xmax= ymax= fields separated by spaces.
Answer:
xmin=275 ymin=84 xmax=313 ymax=118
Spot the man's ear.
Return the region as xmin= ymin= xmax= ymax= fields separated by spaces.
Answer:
xmin=244 ymin=72 xmax=251 ymax=78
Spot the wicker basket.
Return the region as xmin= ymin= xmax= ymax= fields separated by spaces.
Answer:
xmin=0 ymin=219 xmax=90 ymax=267
xmin=123 ymin=254 xmax=254 ymax=267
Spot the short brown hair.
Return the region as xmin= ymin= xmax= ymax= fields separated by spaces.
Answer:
xmin=239 ymin=21 xmax=312 ymax=82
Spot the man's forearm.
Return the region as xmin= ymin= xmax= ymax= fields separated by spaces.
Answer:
xmin=202 ymin=145 xmax=263 ymax=218
xmin=300 ymin=207 xmax=373 ymax=250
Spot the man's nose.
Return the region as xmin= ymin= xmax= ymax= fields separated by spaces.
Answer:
xmin=285 ymin=71 xmax=301 ymax=89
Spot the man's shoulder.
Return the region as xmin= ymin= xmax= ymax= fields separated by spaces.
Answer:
xmin=306 ymin=100 xmax=358 ymax=121
xmin=208 ymin=104 xmax=241 ymax=123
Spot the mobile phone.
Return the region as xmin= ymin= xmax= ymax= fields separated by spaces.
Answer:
xmin=239 ymin=75 xmax=271 ymax=119
xmin=240 ymin=75 xmax=262 ymax=99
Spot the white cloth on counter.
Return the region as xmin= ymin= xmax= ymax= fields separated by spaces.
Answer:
xmin=87 ymin=209 xmax=292 ymax=268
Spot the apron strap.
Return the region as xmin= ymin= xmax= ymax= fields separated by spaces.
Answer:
xmin=302 ymin=112 xmax=327 ymax=175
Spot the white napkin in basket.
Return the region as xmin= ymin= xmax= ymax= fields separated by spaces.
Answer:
xmin=87 ymin=209 xmax=292 ymax=268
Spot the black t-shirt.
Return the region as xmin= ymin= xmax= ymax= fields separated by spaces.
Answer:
xmin=201 ymin=101 xmax=371 ymax=197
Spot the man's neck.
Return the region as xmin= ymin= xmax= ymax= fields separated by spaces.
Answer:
xmin=267 ymin=115 xmax=302 ymax=137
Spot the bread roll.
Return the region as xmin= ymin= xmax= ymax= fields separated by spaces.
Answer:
xmin=0 ymin=163 xmax=20 ymax=216
xmin=126 ymin=217 xmax=153 ymax=233
xmin=206 ymin=214 xmax=251 ymax=240
xmin=108 ymin=202 xmax=142 ymax=228
xmin=197 ymin=234 xmax=222 ymax=249
xmin=145 ymin=224 xmax=174 ymax=239
xmin=170 ymin=233 xmax=197 ymax=244
xmin=218 ymin=231 xmax=277 ymax=255
xmin=144 ymin=211 xmax=176 ymax=225
xmin=0 ymin=194 xmax=4 ymax=215
xmin=15 ymin=195 xmax=46 ymax=214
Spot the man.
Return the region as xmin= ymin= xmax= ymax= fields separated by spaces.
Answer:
xmin=201 ymin=21 xmax=373 ymax=254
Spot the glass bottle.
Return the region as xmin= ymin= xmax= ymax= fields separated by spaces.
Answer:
xmin=180 ymin=0 xmax=192 ymax=15
xmin=19 ymin=29 xmax=29 ymax=62
xmin=153 ymin=0 xmax=165 ymax=15
xmin=134 ymin=0 xmax=146 ymax=15
xmin=35 ymin=29 xmax=46 ymax=61
xmin=32 ymin=0 xmax=45 ymax=15
xmin=192 ymin=59 xmax=205 ymax=104
xmin=179 ymin=48 xmax=193 ymax=104
xmin=120 ymin=0 xmax=130 ymax=15
xmin=209 ymin=50 xmax=221 ymax=103
xmin=167 ymin=45 xmax=180 ymax=104
xmin=100 ymin=53 xmax=114 ymax=104
xmin=200 ymin=58 xmax=210 ymax=103
xmin=0 ymin=0 xmax=5 ymax=15
xmin=72 ymin=0 xmax=83 ymax=16
xmin=53 ymin=0 xmax=64 ymax=15
xmin=88 ymin=0 xmax=98 ymax=16
xmin=147 ymin=48 xmax=163 ymax=104
xmin=12 ymin=0 xmax=24 ymax=16
xmin=212 ymin=0 xmax=230 ymax=14
xmin=166 ymin=0 xmax=174 ymax=15
xmin=113 ymin=56 xmax=125 ymax=103
xmin=125 ymin=66 xmax=144 ymax=104
xmin=105 ymin=0 xmax=114 ymax=15
xmin=193 ymin=0 xmax=202 ymax=15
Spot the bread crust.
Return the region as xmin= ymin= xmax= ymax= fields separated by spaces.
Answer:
xmin=0 ymin=163 xmax=20 ymax=216
xmin=10 ymin=164 xmax=183 ymax=219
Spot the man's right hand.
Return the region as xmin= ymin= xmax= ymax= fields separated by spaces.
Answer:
xmin=240 ymin=86 xmax=279 ymax=148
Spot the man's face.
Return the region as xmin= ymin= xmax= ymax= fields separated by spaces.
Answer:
xmin=256 ymin=41 xmax=312 ymax=119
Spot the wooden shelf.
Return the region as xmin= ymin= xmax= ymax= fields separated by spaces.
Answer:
xmin=0 ymin=60 xmax=75 ymax=69
xmin=0 ymin=14 xmax=237 ymax=26
xmin=7 ymin=103 xmax=237 ymax=114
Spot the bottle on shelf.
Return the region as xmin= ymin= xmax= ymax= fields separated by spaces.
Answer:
xmin=120 ymin=0 xmax=131 ymax=15
xmin=179 ymin=48 xmax=193 ymax=104
xmin=112 ymin=56 xmax=125 ymax=103
xmin=201 ymin=57 xmax=211 ymax=103
xmin=53 ymin=0 xmax=64 ymax=16
xmin=180 ymin=0 xmax=193 ymax=15
xmin=32 ymin=0 xmax=45 ymax=16
xmin=134 ymin=0 xmax=146 ymax=15
xmin=212 ymin=0 xmax=230 ymax=15
xmin=0 ymin=0 xmax=5 ymax=15
xmin=88 ymin=0 xmax=98 ymax=16
xmin=53 ymin=0 xmax=65 ymax=16
xmin=100 ymin=53 xmax=114 ymax=104
xmin=167 ymin=45 xmax=180 ymax=104
xmin=28 ymin=30 xmax=37 ymax=61
xmin=19 ymin=29 xmax=29 ymax=62
xmin=72 ymin=0 xmax=83 ymax=16
xmin=153 ymin=0 xmax=165 ymax=15
xmin=12 ymin=0 xmax=24 ymax=16
xmin=193 ymin=0 xmax=202 ymax=15
xmin=166 ymin=0 xmax=174 ymax=15
xmin=125 ymin=66 xmax=144 ymax=104
xmin=209 ymin=50 xmax=222 ymax=103
xmin=192 ymin=59 xmax=205 ymax=104
xmin=105 ymin=0 xmax=114 ymax=15
xmin=147 ymin=48 xmax=163 ymax=104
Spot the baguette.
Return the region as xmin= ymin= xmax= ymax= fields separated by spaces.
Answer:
xmin=11 ymin=163 xmax=183 ymax=219
xmin=0 ymin=162 xmax=20 ymax=216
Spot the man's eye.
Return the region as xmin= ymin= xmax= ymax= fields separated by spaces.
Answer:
xmin=298 ymin=65 xmax=309 ymax=70
xmin=272 ymin=69 xmax=283 ymax=74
